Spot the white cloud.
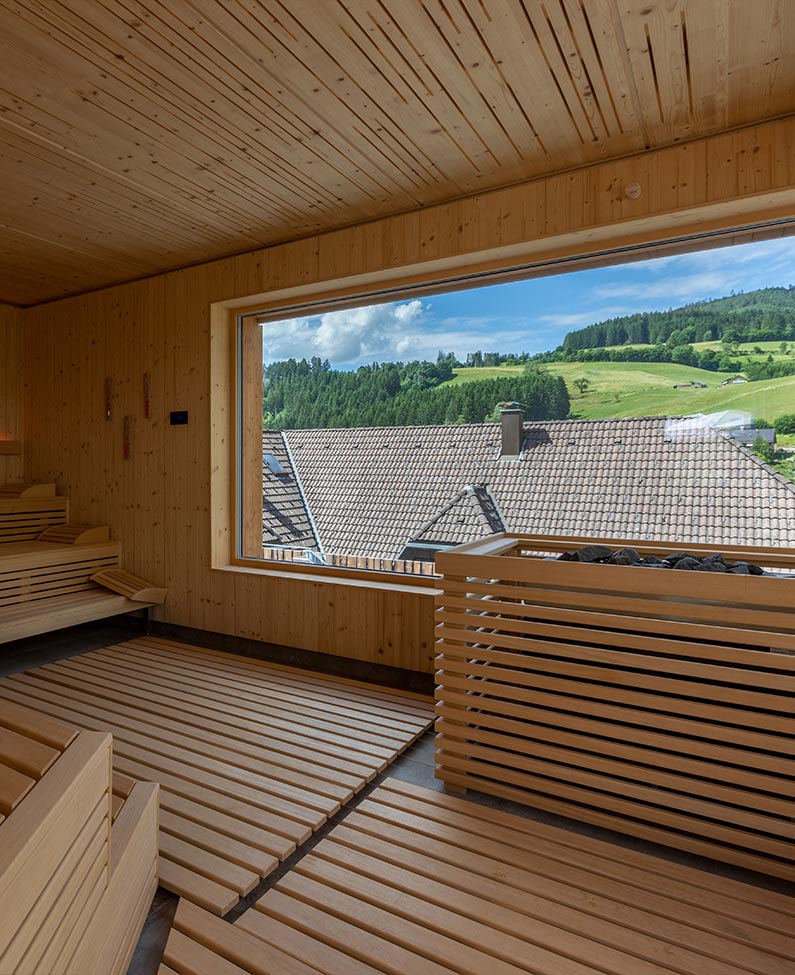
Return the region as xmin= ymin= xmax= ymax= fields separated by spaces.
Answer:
xmin=592 ymin=271 xmax=732 ymax=303
xmin=261 ymin=237 xmax=795 ymax=367
xmin=263 ymin=299 xmax=426 ymax=365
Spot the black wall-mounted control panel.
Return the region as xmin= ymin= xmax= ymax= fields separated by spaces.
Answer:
xmin=170 ymin=411 xmax=189 ymax=425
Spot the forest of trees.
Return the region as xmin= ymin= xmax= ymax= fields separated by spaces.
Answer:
xmin=560 ymin=286 xmax=795 ymax=351
xmin=262 ymin=357 xmax=570 ymax=430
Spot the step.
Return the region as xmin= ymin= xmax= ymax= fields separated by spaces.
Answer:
xmin=0 ymin=483 xmax=56 ymax=499
xmin=0 ymin=589 xmax=154 ymax=644
xmin=38 ymin=525 xmax=110 ymax=546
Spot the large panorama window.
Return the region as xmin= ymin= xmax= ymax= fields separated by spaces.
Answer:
xmin=238 ymin=238 xmax=795 ymax=577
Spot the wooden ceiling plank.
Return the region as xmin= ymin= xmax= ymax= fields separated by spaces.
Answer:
xmin=173 ymin=0 xmax=432 ymax=206
xmin=677 ymin=0 xmax=729 ymax=134
xmin=318 ymin=0 xmax=487 ymax=183
xmin=347 ymin=0 xmax=525 ymax=171
xmin=0 ymin=128 xmax=254 ymax=256
xmin=521 ymin=0 xmax=610 ymax=145
xmin=458 ymin=0 xmax=597 ymax=169
xmin=561 ymin=0 xmax=640 ymax=139
xmin=114 ymin=0 xmax=414 ymax=210
xmin=115 ymin=5 xmax=416 ymax=206
xmin=615 ymin=0 xmax=672 ymax=142
xmin=0 ymin=1 xmax=370 ymax=228
xmin=335 ymin=0 xmax=506 ymax=181
xmin=0 ymin=220 xmax=151 ymax=277
xmin=640 ymin=0 xmax=693 ymax=140
xmin=232 ymin=0 xmax=464 ymax=192
xmin=545 ymin=0 xmax=642 ymax=149
xmin=415 ymin=0 xmax=543 ymax=163
xmin=727 ymin=0 xmax=795 ymax=128
xmin=0 ymin=20 xmax=313 ymax=237
xmin=0 ymin=93 xmax=286 ymax=245
xmin=0 ymin=166 xmax=263 ymax=274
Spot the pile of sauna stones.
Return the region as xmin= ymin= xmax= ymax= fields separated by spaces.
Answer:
xmin=556 ymin=544 xmax=766 ymax=574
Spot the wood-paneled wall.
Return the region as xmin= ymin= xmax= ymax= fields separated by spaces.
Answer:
xmin=19 ymin=116 xmax=795 ymax=673
xmin=0 ymin=305 xmax=23 ymax=484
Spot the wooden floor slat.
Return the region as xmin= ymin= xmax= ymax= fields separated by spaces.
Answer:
xmin=0 ymin=638 xmax=433 ymax=916
xmin=162 ymin=781 xmax=794 ymax=975
xmin=35 ymin=655 xmax=402 ymax=758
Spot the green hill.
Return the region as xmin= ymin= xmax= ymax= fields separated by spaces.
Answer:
xmin=450 ymin=360 xmax=795 ymax=426
xmin=561 ymin=286 xmax=795 ymax=350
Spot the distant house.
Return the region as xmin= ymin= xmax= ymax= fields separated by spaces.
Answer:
xmin=261 ymin=414 xmax=795 ymax=565
xmin=673 ymin=382 xmax=692 ymax=389
xmin=693 ymin=381 xmax=708 ymax=388
xmin=673 ymin=380 xmax=707 ymax=389
xmin=719 ymin=375 xmax=748 ymax=386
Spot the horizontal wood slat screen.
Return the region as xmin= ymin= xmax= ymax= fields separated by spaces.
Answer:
xmin=434 ymin=534 xmax=795 ymax=881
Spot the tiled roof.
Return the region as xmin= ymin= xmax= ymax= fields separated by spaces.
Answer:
xmin=266 ymin=417 xmax=795 ymax=559
xmin=261 ymin=431 xmax=317 ymax=548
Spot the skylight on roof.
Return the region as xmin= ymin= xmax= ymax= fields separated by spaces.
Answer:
xmin=263 ymin=453 xmax=286 ymax=474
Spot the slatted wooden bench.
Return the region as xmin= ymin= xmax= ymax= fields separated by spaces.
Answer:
xmin=0 ymin=700 xmax=158 ymax=975
xmin=0 ymin=486 xmax=165 ymax=641
xmin=159 ymin=779 xmax=795 ymax=975
xmin=435 ymin=533 xmax=795 ymax=881
xmin=0 ymin=537 xmax=159 ymax=642
xmin=0 ymin=483 xmax=69 ymax=544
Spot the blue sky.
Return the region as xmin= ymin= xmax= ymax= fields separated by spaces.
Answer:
xmin=262 ymin=236 xmax=795 ymax=368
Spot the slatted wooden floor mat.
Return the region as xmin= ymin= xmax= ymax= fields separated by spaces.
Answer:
xmin=0 ymin=637 xmax=433 ymax=916
xmin=160 ymin=778 xmax=795 ymax=975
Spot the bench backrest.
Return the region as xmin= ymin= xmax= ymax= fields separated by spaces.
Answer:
xmin=0 ymin=497 xmax=69 ymax=543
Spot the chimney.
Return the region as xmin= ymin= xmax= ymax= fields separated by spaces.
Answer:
xmin=500 ymin=407 xmax=524 ymax=459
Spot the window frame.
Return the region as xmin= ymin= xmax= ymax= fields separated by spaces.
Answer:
xmin=219 ymin=219 xmax=795 ymax=588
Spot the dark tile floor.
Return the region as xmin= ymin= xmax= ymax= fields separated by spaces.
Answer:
xmin=1 ymin=621 xmax=791 ymax=975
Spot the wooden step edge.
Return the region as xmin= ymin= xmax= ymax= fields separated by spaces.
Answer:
xmin=0 ymin=483 xmax=56 ymax=498
xmin=0 ymin=441 xmax=22 ymax=456
xmin=38 ymin=524 xmax=110 ymax=545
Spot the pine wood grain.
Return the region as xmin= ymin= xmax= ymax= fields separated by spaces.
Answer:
xmin=2 ymin=636 xmax=433 ymax=916
xmin=159 ymin=780 xmax=793 ymax=975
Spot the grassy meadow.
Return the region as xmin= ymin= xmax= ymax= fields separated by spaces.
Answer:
xmin=449 ymin=345 xmax=795 ymax=426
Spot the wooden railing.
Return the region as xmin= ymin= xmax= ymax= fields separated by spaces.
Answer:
xmin=434 ymin=533 xmax=795 ymax=881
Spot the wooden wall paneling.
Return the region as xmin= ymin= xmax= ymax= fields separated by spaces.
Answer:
xmin=0 ymin=305 xmax=23 ymax=484
xmin=21 ymin=117 xmax=795 ymax=673
xmin=160 ymin=270 xmax=187 ymax=628
xmin=140 ymin=276 xmax=166 ymax=601
xmin=190 ymin=263 xmax=234 ymax=635
xmin=240 ymin=318 xmax=263 ymax=561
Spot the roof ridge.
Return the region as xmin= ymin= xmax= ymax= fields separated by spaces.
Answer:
xmin=284 ymin=415 xmax=676 ymax=437
xmin=717 ymin=429 xmax=795 ymax=497
xmin=280 ymin=431 xmax=324 ymax=553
